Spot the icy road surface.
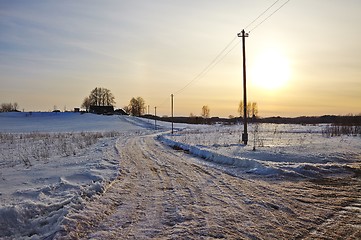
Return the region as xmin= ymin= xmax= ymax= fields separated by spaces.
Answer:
xmin=58 ymin=133 xmax=361 ymax=239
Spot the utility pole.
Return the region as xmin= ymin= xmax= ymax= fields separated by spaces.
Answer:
xmin=154 ymin=106 xmax=157 ymax=130
xmin=147 ymin=105 xmax=150 ymax=124
xmin=238 ymin=29 xmax=249 ymax=145
xmin=171 ymin=94 xmax=174 ymax=134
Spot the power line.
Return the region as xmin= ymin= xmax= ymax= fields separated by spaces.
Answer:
xmin=174 ymin=35 xmax=238 ymax=95
xmin=154 ymin=0 xmax=291 ymax=110
xmin=172 ymin=0 xmax=291 ymax=96
xmin=157 ymin=96 xmax=170 ymax=108
xmin=154 ymin=36 xmax=239 ymax=109
xmin=212 ymin=39 xmax=240 ymax=70
xmin=244 ymin=0 xmax=281 ymax=30
xmin=248 ymin=0 xmax=291 ymax=33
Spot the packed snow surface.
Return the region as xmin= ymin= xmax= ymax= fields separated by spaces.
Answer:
xmin=0 ymin=112 xmax=360 ymax=239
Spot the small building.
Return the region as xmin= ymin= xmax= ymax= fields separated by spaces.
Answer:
xmin=114 ymin=109 xmax=128 ymax=115
xmin=89 ymin=106 xmax=114 ymax=115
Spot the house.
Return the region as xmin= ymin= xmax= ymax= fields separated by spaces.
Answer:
xmin=114 ymin=108 xmax=128 ymax=115
xmin=89 ymin=106 xmax=114 ymax=115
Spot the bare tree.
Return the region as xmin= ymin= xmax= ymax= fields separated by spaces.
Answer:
xmin=90 ymin=87 xmax=102 ymax=106
xmin=1 ymin=103 xmax=11 ymax=112
xmin=84 ymin=87 xmax=116 ymax=108
xmin=238 ymin=101 xmax=258 ymax=118
xmin=13 ymin=102 xmax=18 ymax=111
xmin=238 ymin=101 xmax=250 ymax=118
xmin=81 ymin=97 xmax=91 ymax=112
xmin=0 ymin=102 xmax=19 ymax=112
xmin=128 ymin=97 xmax=146 ymax=116
xmin=201 ymin=105 xmax=210 ymax=118
xmin=251 ymin=102 xmax=259 ymax=118
xmin=101 ymin=88 xmax=115 ymax=106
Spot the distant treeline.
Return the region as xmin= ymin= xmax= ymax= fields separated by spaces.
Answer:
xmin=0 ymin=102 xmax=19 ymax=112
xmin=141 ymin=114 xmax=361 ymax=126
xmin=258 ymin=115 xmax=361 ymax=126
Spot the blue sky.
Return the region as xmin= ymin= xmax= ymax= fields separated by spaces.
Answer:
xmin=1 ymin=0 xmax=360 ymax=117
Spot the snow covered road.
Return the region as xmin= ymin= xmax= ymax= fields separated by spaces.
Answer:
xmin=58 ymin=133 xmax=361 ymax=239
xmin=1 ymin=113 xmax=360 ymax=239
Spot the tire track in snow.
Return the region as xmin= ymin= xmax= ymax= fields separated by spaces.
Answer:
xmin=58 ymin=133 xmax=361 ymax=239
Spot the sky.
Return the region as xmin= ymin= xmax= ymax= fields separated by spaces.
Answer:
xmin=1 ymin=0 xmax=360 ymax=117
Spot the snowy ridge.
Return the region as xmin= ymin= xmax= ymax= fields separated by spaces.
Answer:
xmin=159 ymin=135 xmax=277 ymax=174
xmin=159 ymin=126 xmax=360 ymax=178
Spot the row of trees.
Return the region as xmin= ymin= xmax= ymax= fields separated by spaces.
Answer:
xmin=2 ymin=87 xmax=258 ymax=117
xmin=81 ymin=87 xmax=147 ymax=116
xmin=81 ymin=87 xmax=116 ymax=111
xmin=80 ymin=87 xmax=258 ymax=118
xmin=189 ymin=105 xmax=211 ymax=119
xmin=124 ymin=97 xmax=146 ymax=117
xmin=238 ymin=101 xmax=258 ymax=119
xmin=192 ymin=102 xmax=258 ymax=119
xmin=0 ymin=102 xmax=19 ymax=112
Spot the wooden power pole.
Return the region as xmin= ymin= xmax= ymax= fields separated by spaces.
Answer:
xmin=238 ymin=29 xmax=249 ymax=145
xmin=171 ymin=94 xmax=174 ymax=134
xmin=154 ymin=106 xmax=157 ymax=130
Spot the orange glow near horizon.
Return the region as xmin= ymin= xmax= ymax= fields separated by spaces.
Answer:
xmin=1 ymin=1 xmax=360 ymax=117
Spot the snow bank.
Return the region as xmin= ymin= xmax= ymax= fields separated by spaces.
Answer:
xmin=159 ymin=134 xmax=282 ymax=176
xmin=0 ymin=136 xmax=122 ymax=239
xmin=159 ymin=124 xmax=361 ymax=178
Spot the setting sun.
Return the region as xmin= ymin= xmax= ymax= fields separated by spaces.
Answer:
xmin=251 ymin=49 xmax=290 ymax=90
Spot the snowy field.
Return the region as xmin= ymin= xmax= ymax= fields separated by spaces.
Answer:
xmin=0 ymin=112 xmax=156 ymax=239
xmin=0 ymin=112 xmax=360 ymax=239
xmin=0 ymin=112 xmax=188 ymax=239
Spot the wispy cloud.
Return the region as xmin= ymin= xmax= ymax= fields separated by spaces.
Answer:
xmin=0 ymin=0 xmax=360 ymax=115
